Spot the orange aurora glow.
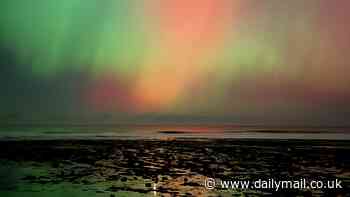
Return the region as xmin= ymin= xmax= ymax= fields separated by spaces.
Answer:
xmin=132 ymin=0 xmax=237 ymax=112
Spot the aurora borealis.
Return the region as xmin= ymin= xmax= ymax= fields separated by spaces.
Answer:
xmin=0 ymin=0 xmax=350 ymax=125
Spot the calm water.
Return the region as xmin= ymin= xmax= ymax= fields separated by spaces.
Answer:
xmin=0 ymin=125 xmax=350 ymax=140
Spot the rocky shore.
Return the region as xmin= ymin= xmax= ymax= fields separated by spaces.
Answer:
xmin=0 ymin=139 xmax=349 ymax=196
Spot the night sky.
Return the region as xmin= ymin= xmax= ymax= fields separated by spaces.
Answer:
xmin=0 ymin=0 xmax=349 ymax=125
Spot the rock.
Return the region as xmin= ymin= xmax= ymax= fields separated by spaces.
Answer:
xmin=162 ymin=176 xmax=168 ymax=181
xmin=184 ymin=177 xmax=188 ymax=183
xmin=120 ymin=177 xmax=127 ymax=182
xmin=22 ymin=175 xmax=36 ymax=180
xmin=145 ymin=183 xmax=152 ymax=187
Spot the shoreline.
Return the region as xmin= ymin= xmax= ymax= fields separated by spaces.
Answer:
xmin=1 ymin=132 xmax=350 ymax=141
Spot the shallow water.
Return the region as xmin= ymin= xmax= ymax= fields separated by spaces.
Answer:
xmin=0 ymin=139 xmax=349 ymax=196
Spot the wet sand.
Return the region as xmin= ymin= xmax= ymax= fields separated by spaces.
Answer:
xmin=0 ymin=139 xmax=349 ymax=196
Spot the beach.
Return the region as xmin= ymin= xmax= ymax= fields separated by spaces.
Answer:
xmin=0 ymin=138 xmax=349 ymax=196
